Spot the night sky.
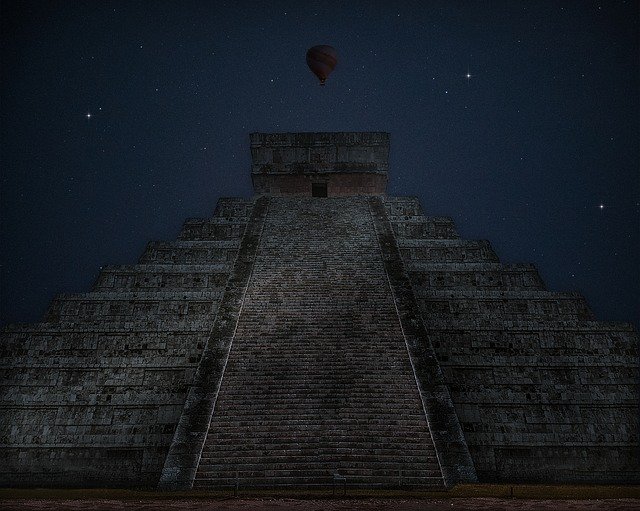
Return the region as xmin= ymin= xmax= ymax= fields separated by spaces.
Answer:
xmin=1 ymin=1 xmax=638 ymax=329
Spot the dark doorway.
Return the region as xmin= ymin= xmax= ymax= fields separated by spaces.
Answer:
xmin=312 ymin=183 xmax=327 ymax=197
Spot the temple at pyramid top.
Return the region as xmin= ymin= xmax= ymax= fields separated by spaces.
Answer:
xmin=250 ymin=132 xmax=389 ymax=196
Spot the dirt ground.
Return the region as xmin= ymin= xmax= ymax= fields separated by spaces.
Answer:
xmin=2 ymin=498 xmax=640 ymax=511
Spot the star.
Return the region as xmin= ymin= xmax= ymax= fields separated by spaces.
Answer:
xmin=85 ymin=112 xmax=92 ymax=119
xmin=599 ymin=204 xmax=605 ymax=210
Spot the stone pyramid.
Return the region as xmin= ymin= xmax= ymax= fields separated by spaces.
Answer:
xmin=1 ymin=132 xmax=637 ymax=489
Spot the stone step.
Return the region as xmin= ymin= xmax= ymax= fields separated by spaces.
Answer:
xmin=383 ymin=197 xmax=423 ymax=217
xmin=203 ymin=429 xmax=431 ymax=441
xmin=219 ymin=378 xmax=422 ymax=386
xmin=212 ymin=403 xmax=424 ymax=413
xmin=390 ymin=218 xmax=459 ymax=239
xmin=218 ymin=381 xmax=421 ymax=389
xmin=201 ymin=442 xmax=436 ymax=454
xmin=420 ymin=309 xmax=592 ymax=320
xmin=418 ymin=318 xmax=636 ymax=332
xmin=221 ymin=368 xmax=416 ymax=374
xmin=178 ymin=218 xmax=248 ymax=241
xmin=212 ymin=389 xmax=422 ymax=398
xmin=211 ymin=197 xmax=255 ymax=220
xmin=200 ymin=445 xmax=437 ymax=456
xmin=416 ymin=289 xmax=587 ymax=300
xmin=202 ymin=437 xmax=435 ymax=449
xmin=198 ymin=455 xmax=439 ymax=466
xmin=212 ymin=402 xmax=425 ymax=410
xmin=196 ymin=467 xmax=441 ymax=479
xmin=213 ymin=407 xmax=426 ymax=416
xmin=398 ymin=240 xmax=499 ymax=263
xmin=139 ymin=240 xmax=239 ymax=264
xmin=223 ymin=346 xmax=410 ymax=352
xmin=48 ymin=290 xmax=223 ymax=301
xmin=1 ymin=320 xmax=214 ymax=334
xmin=208 ymin=408 xmax=427 ymax=418
xmin=221 ymin=364 xmax=417 ymax=370
xmin=416 ymin=291 xmax=593 ymax=319
xmin=204 ymin=422 xmax=431 ymax=433
xmin=219 ymin=364 xmax=416 ymax=371
xmin=193 ymin=474 xmax=445 ymax=489
xmin=93 ymin=265 xmax=231 ymax=291
xmin=408 ymin=263 xmax=545 ymax=290
xmin=214 ymin=393 xmax=424 ymax=402
xmin=42 ymin=293 xmax=220 ymax=323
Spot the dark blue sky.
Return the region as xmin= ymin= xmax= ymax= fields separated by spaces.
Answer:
xmin=1 ymin=1 xmax=638 ymax=328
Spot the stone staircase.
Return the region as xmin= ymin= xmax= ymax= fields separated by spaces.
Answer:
xmin=193 ymin=197 xmax=445 ymax=489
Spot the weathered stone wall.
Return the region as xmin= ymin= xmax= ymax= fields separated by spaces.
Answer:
xmin=250 ymin=132 xmax=389 ymax=174
xmin=250 ymin=132 xmax=389 ymax=196
xmin=252 ymin=172 xmax=388 ymax=197
xmin=386 ymin=196 xmax=639 ymax=483
xmin=0 ymin=198 xmax=253 ymax=487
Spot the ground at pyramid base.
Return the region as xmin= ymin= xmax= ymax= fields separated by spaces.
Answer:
xmin=1 ymin=132 xmax=638 ymax=489
xmin=2 ymin=485 xmax=640 ymax=511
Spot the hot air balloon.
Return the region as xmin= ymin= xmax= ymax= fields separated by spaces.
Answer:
xmin=306 ymin=45 xmax=337 ymax=86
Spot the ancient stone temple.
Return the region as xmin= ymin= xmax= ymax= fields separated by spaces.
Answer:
xmin=1 ymin=132 xmax=638 ymax=489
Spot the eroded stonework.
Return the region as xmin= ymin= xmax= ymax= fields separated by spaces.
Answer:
xmin=1 ymin=132 xmax=637 ymax=488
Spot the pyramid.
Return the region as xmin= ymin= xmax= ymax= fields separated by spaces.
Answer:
xmin=1 ymin=132 xmax=637 ymax=489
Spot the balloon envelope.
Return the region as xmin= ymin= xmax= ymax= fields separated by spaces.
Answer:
xmin=306 ymin=45 xmax=337 ymax=85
